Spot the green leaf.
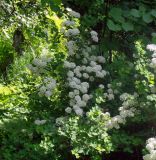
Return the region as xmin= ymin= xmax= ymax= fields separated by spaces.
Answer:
xmin=130 ymin=9 xmax=140 ymax=18
xmin=107 ymin=20 xmax=121 ymax=31
xmin=152 ymin=33 xmax=156 ymax=37
xmin=123 ymin=11 xmax=131 ymax=18
xmin=139 ymin=5 xmax=146 ymax=14
xmin=41 ymin=0 xmax=61 ymax=12
xmin=151 ymin=10 xmax=156 ymax=17
xmin=143 ymin=13 xmax=153 ymax=23
xmin=109 ymin=7 xmax=124 ymax=22
xmin=122 ymin=22 xmax=134 ymax=31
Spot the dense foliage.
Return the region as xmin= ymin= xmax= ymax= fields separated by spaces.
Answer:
xmin=0 ymin=0 xmax=156 ymax=160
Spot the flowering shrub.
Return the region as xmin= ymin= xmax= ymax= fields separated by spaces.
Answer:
xmin=25 ymin=8 xmax=151 ymax=159
xmin=142 ymin=44 xmax=156 ymax=160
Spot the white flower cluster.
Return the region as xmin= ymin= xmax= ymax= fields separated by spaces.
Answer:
xmin=61 ymin=8 xmax=137 ymax=131
xmin=39 ymin=77 xmax=56 ymax=97
xmin=62 ymin=20 xmax=75 ymax=27
xmin=61 ymin=9 xmax=108 ymax=116
xmin=106 ymin=93 xmax=136 ymax=129
xmin=143 ymin=138 xmax=156 ymax=160
xmin=34 ymin=119 xmax=46 ymax=125
xmin=66 ymin=8 xmax=81 ymax=18
xmin=64 ymin=50 xmax=107 ymax=116
xmin=61 ymin=9 xmax=80 ymax=38
xmin=65 ymin=28 xmax=80 ymax=37
xmin=66 ymin=40 xmax=77 ymax=56
xmin=55 ymin=117 xmax=65 ymax=126
xmin=90 ymin=30 xmax=98 ymax=42
xmin=147 ymin=44 xmax=156 ymax=71
xmin=147 ymin=44 xmax=156 ymax=52
xmin=28 ymin=49 xmax=52 ymax=74
xmin=103 ymin=84 xmax=115 ymax=101
xmin=149 ymin=85 xmax=156 ymax=93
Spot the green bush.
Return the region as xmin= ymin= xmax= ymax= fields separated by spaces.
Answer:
xmin=0 ymin=35 xmax=15 ymax=76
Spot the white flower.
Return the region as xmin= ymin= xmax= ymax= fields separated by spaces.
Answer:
xmin=80 ymin=86 xmax=88 ymax=93
xmin=101 ymin=70 xmax=107 ymax=76
xmin=72 ymin=77 xmax=81 ymax=84
xmin=82 ymin=94 xmax=90 ymax=102
xmin=64 ymin=61 xmax=75 ymax=69
xmin=97 ymin=56 xmax=106 ymax=63
xmin=90 ymin=30 xmax=98 ymax=36
xmin=147 ymin=44 xmax=156 ymax=52
xmin=99 ymin=84 xmax=104 ymax=89
xmin=152 ymin=53 xmax=156 ymax=58
xmin=86 ymin=66 xmax=93 ymax=73
xmin=146 ymin=144 xmax=155 ymax=152
xmin=108 ymin=89 xmax=113 ymax=94
xmin=62 ymin=20 xmax=75 ymax=26
xmin=34 ymin=119 xmax=46 ymax=125
xmin=74 ymin=107 xmax=83 ymax=116
xmin=74 ymin=89 xmax=80 ymax=95
xmin=65 ymin=28 xmax=80 ymax=37
xmin=75 ymin=95 xmax=81 ymax=102
xmin=81 ymin=82 xmax=89 ymax=88
xmin=56 ymin=117 xmax=64 ymax=125
xmin=143 ymin=137 xmax=156 ymax=160
xmin=69 ymin=92 xmax=75 ymax=98
xmin=69 ymin=10 xmax=80 ymax=18
xmin=70 ymin=62 xmax=76 ymax=68
xmin=60 ymin=28 xmax=65 ymax=33
xmin=39 ymin=86 xmax=46 ymax=93
xmin=104 ymin=93 xmax=108 ymax=97
xmin=68 ymin=49 xmax=75 ymax=56
xmin=69 ymin=81 xmax=77 ymax=88
xmin=77 ymin=100 xmax=86 ymax=107
xmin=90 ymin=61 xmax=97 ymax=67
xmin=83 ymin=73 xmax=89 ymax=79
xmin=45 ymin=91 xmax=52 ymax=97
xmin=120 ymin=93 xmax=129 ymax=101
xmin=66 ymin=7 xmax=72 ymax=12
xmin=89 ymin=76 xmax=94 ymax=82
xmin=108 ymin=94 xmax=114 ymax=100
xmin=117 ymin=82 xmax=122 ymax=87
xmin=143 ymin=154 xmax=151 ymax=160
xmin=147 ymin=138 xmax=156 ymax=144
xmin=70 ymin=99 xmax=75 ymax=106
xmin=82 ymin=58 xmax=88 ymax=64
xmin=32 ymin=58 xmax=40 ymax=66
xmin=73 ymin=105 xmax=79 ymax=110
xmin=76 ymin=72 xmax=82 ymax=78
xmin=92 ymin=36 xmax=98 ymax=42
xmin=67 ymin=71 xmax=74 ymax=78
xmin=96 ymin=71 xmax=104 ymax=78
xmin=66 ymin=41 xmax=75 ymax=49
xmin=107 ymin=84 xmax=112 ymax=88
xmin=90 ymin=31 xmax=98 ymax=42
xmin=64 ymin=61 xmax=70 ymax=68
xmin=94 ymin=65 xmax=102 ymax=71
xmin=65 ymin=107 xmax=72 ymax=113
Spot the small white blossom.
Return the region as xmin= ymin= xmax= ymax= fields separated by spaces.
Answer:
xmin=65 ymin=107 xmax=72 ymax=113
